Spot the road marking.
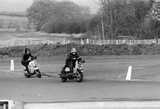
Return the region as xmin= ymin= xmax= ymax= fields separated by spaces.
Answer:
xmin=24 ymin=101 xmax=160 ymax=109
xmin=42 ymin=72 xmax=58 ymax=77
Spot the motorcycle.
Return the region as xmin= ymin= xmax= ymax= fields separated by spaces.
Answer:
xmin=59 ymin=59 xmax=85 ymax=82
xmin=24 ymin=56 xmax=42 ymax=78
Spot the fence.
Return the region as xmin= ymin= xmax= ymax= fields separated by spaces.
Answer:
xmin=0 ymin=38 xmax=159 ymax=48
xmin=80 ymin=39 xmax=158 ymax=45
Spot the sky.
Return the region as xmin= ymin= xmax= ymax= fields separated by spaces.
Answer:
xmin=0 ymin=0 xmax=99 ymax=13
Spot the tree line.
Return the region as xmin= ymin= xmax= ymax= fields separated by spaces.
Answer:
xmin=27 ymin=0 xmax=91 ymax=33
xmin=27 ymin=0 xmax=160 ymax=39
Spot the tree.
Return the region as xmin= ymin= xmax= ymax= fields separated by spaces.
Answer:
xmin=89 ymin=0 xmax=153 ymax=39
xmin=27 ymin=0 xmax=91 ymax=33
xmin=27 ymin=0 xmax=56 ymax=31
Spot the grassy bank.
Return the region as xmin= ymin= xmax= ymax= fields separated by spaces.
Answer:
xmin=0 ymin=44 xmax=160 ymax=57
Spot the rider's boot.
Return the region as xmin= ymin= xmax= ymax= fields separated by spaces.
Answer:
xmin=26 ymin=66 xmax=30 ymax=74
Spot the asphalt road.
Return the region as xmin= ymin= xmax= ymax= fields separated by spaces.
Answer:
xmin=0 ymin=77 xmax=160 ymax=102
xmin=0 ymin=55 xmax=160 ymax=102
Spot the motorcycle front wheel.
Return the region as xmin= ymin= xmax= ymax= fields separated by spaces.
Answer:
xmin=61 ymin=77 xmax=67 ymax=82
xmin=76 ymin=70 xmax=83 ymax=82
xmin=24 ymin=73 xmax=31 ymax=78
xmin=35 ymin=70 xmax=42 ymax=78
xmin=37 ymin=73 xmax=41 ymax=78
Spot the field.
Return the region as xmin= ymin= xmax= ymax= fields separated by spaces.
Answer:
xmin=0 ymin=31 xmax=69 ymax=47
xmin=0 ymin=15 xmax=28 ymax=31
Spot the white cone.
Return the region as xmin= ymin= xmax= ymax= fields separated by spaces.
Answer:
xmin=10 ymin=60 xmax=14 ymax=72
xmin=81 ymin=39 xmax=84 ymax=45
xmin=126 ymin=65 xmax=132 ymax=81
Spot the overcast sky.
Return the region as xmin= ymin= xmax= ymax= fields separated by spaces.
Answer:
xmin=0 ymin=0 xmax=99 ymax=13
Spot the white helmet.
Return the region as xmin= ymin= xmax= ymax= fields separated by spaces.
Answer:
xmin=71 ymin=48 xmax=77 ymax=53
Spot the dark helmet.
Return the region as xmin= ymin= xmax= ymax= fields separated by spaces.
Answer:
xmin=24 ymin=48 xmax=31 ymax=54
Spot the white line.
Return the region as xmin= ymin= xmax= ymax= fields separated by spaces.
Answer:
xmin=24 ymin=101 xmax=160 ymax=109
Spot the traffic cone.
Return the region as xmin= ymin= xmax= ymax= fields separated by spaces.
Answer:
xmin=126 ymin=65 xmax=132 ymax=81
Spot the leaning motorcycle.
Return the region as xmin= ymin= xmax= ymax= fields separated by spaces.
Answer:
xmin=59 ymin=59 xmax=85 ymax=82
xmin=24 ymin=56 xmax=42 ymax=78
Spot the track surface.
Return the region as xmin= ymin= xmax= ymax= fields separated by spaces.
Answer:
xmin=0 ymin=55 xmax=160 ymax=102
xmin=1 ymin=78 xmax=160 ymax=102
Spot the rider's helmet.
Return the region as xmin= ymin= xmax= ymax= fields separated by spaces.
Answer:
xmin=71 ymin=48 xmax=77 ymax=55
xmin=24 ymin=48 xmax=31 ymax=54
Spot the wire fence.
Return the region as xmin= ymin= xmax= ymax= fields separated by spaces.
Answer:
xmin=78 ymin=39 xmax=158 ymax=45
